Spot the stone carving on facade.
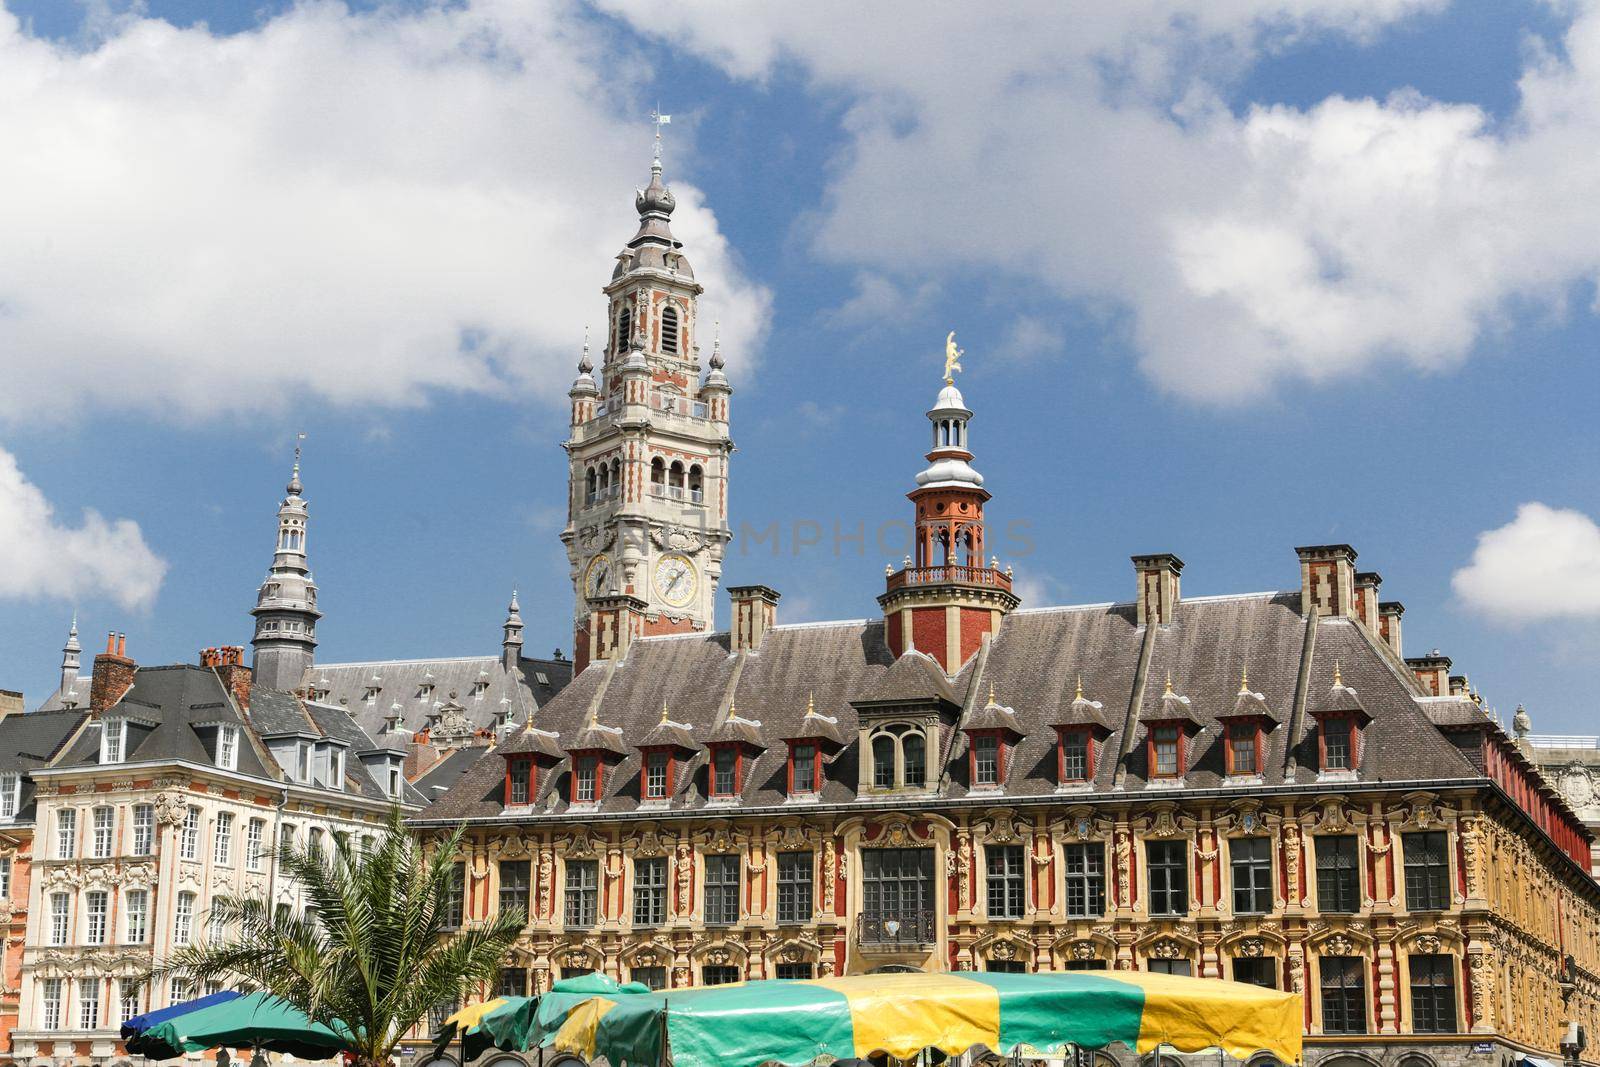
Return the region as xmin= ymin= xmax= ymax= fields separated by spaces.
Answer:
xmin=1146 ymin=805 xmax=1183 ymax=838
xmin=1114 ymin=830 xmax=1131 ymax=906
xmin=153 ymin=791 xmax=187 ymax=826
xmin=633 ymin=827 xmax=667 ymax=858
xmin=821 ymin=841 xmax=838 ymax=914
xmin=1414 ymin=934 xmax=1443 ymax=954
xmin=676 ymin=838 xmax=694 ymax=916
xmin=867 ymin=815 xmax=920 ymax=848
xmin=1236 ymin=937 xmax=1266 ymax=958
xmin=1311 ymin=796 xmax=1354 ymax=832
xmin=1395 ymin=791 xmax=1444 ymax=829
xmin=1324 ymin=934 xmax=1355 ymax=956
xmin=650 ymin=526 xmax=706 ymax=554
xmin=671 ymin=966 xmax=690 ymax=988
xmin=1149 ymin=938 xmax=1184 ymax=960
xmin=498 ymin=832 xmax=534 ymax=860
xmin=699 ymin=826 xmax=739 ymax=854
xmin=978 ymin=809 xmax=1023 ymax=844
xmin=1280 ymin=822 xmax=1302 ymax=906
xmin=537 ymin=847 xmax=554 ymax=919
xmin=1460 ymin=817 xmax=1486 ymax=898
xmin=564 ymin=830 xmax=598 ymax=858
xmin=956 ymin=837 xmax=971 ymax=911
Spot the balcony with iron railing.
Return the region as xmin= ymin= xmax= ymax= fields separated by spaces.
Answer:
xmin=651 ymin=391 xmax=710 ymax=420
xmin=650 ymin=483 xmax=705 ymax=505
xmin=884 ymin=564 xmax=1012 ymax=592
xmin=582 ymin=483 xmax=622 ymax=510
xmin=855 ymin=909 xmax=937 ymax=951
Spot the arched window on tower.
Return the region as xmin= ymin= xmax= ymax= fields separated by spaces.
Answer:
xmin=616 ymin=307 xmax=632 ymax=354
xmin=660 ymin=306 xmax=680 ymax=355
xmin=688 ymin=464 xmax=704 ymax=504
xmin=903 ymin=733 xmax=926 ymax=786
xmin=668 ymin=461 xmax=685 ymax=500
xmin=872 ymin=735 xmax=896 ymax=789
xmin=650 ymin=457 xmax=666 ymax=498
xmin=610 ymin=458 xmax=622 ymax=499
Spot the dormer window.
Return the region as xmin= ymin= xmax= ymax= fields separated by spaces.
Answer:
xmin=1150 ymin=725 xmax=1183 ymax=778
xmin=1321 ymin=716 xmax=1357 ymax=771
xmin=0 ymin=773 xmax=19 ymax=819
xmin=216 ymin=724 xmax=239 ymax=771
xmin=1056 ymin=728 xmax=1094 ymax=783
xmin=710 ymin=744 xmax=740 ymax=798
xmin=472 ymin=681 xmax=489 ymax=699
xmin=866 ymin=724 xmax=931 ymax=792
xmin=418 ymin=684 xmax=434 ymax=700
xmin=1311 ymin=667 xmax=1370 ymax=775
xmin=643 ymin=751 xmax=671 ymax=800
xmin=101 ymin=720 xmax=127 ymax=765
xmin=506 ymin=757 xmax=533 ymax=806
xmin=788 ymin=742 xmax=819 ymax=796
xmin=364 ymin=687 xmax=380 ymax=706
xmin=1226 ymin=722 xmax=1260 ymax=775
xmin=971 ymin=733 xmax=1002 ymax=787
xmin=572 ymin=755 xmax=600 ymax=803
xmin=1217 ymin=674 xmax=1282 ymax=779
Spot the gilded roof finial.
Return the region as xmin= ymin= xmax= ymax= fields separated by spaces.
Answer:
xmin=988 ymin=682 xmax=997 ymax=706
xmin=943 ymin=331 xmax=965 ymax=386
xmin=1333 ymin=659 xmax=1343 ymax=687
xmin=1075 ymin=674 xmax=1084 ymax=701
xmin=660 ymin=701 xmax=670 ymax=724
xmin=1239 ymin=665 xmax=1250 ymax=695
xmin=1164 ymin=670 xmax=1174 ymax=696
xmin=806 ymin=691 xmax=816 ymax=717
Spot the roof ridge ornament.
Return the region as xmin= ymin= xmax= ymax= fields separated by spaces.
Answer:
xmin=1239 ymin=665 xmax=1250 ymax=695
xmin=943 ymin=331 xmax=964 ymax=386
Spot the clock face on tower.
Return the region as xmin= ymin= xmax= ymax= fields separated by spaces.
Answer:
xmin=654 ymin=553 xmax=698 ymax=607
xmin=584 ymin=554 xmax=612 ymax=598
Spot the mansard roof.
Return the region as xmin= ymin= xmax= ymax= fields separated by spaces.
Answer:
xmin=304 ymin=653 xmax=572 ymax=738
xmin=423 ymin=592 xmax=1493 ymax=822
xmin=0 ymin=709 xmax=88 ymax=823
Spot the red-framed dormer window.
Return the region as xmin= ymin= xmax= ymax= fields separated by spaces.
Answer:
xmin=709 ymin=744 xmax=742 ymax=798
xmin=1056 ymin=727 xmax=1095 ymax=784
xmin=571 ymin=754 xmax=602 ymax=803
xmin=641 ymin=750 xmax=673 ymax=801
xmin=787 ymin=741 xmax=821 ymax=796
xmin=1148 ymin=725 xmax=1185 ymax=779
xmin=1319 ymin=715 xmax=1360 ymax=771
xmin=969 ymin=731 xmax=1006 ymax=788
xmin=1225 ymin=722 xmax=1263 ymax=776
xmin=505 ymin=756 xmax=534 ymax=806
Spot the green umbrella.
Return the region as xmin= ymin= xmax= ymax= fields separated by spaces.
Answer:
xmin=137 ymin=990 xmax=352 ymax=1061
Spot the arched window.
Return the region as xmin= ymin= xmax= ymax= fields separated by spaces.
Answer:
xmin=903 ymin=733 xmax=926 ymax=785
xmin=650 ymin=457 xmax=665 ymax=485
xmin=872 ymin=735 xmax=896 ymax=789
xmin=661 ymin=306 xmax=680 ymax=355
xmin=688 ymin=464 xmax=703 ymax=502
xmin=610 ymin=458 xmax=622 ymax=496
xmin=585 ymin=467 xmax=597 ymax=505
xmin=669 ymin=461 xmax=685 ymax=490
xmin=616 ymin=307 xmax=632 ymax=353
xmin=596 ymin=465 xmax=609 ymax=491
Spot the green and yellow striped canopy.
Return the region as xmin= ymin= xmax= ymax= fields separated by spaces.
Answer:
xmin=550 ymin=970 xmax=1302 ymax=1067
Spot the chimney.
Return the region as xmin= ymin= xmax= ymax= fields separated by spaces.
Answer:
xmin=1353 ymin=572 xmax=1382 ymax=632
xmin=202 ymin=646 xmax=254 ymax=710
xmin=1406 ymin=651 xmax=1452 ymax=696
xmin=729 ymin=585 xmax=781 ymax=652
xmin=90 ymin=632 xmax=136 ymax=713
xmin=0 ymin=691 xmax=21 ymax=719
xmin=1296 ymin=545 xmax=1357 ymax=617
xmin=1449 ymin=675 xmax=1470 ymax=698
xmin=1132 ymin=554 xmax=1183 ymax=626
xmin=1378 ymin=601 xmax=1404 ymax=657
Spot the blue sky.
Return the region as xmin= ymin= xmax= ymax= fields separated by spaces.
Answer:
xmin=1 ymin=0 xmax=1598 ymax=733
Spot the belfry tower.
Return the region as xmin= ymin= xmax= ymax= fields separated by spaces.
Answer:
xmin=879 ymin=343 xmax=1018 ymax=673
xmin=562 ymin=128 xmax=733 ymax=672
xmin=250 ymin=450 xmax=321 ymax=691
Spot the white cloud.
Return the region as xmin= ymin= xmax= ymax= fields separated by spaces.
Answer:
xmin=601 ymin=0 xmax=1600 ymax=402
xmin=1453 ymin=503 xmax=1600 ymax=623
xmin=997 ymin=315 xmax=1068 ymax=364
xmin=0 ymin=1 xmax=769 ymax=424
xmin=0 ymin=446 xmax=167 ymax=610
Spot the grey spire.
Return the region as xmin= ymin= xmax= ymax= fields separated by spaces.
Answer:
xmin=503 ymin=590 xmax=525 ymax=670
xmin=570 ymin=329 xmax=597 ymax=397
xmin=250 ymin=449 xmax=323 ymax=692
xmin=704 ymin=319 xmax=730 ymax=391
xmin=629 ymin=148 xmax=680 ymax=250
xmin=59 ymin=613 xmax=81 ymax=696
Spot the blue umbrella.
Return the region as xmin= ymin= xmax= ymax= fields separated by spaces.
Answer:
xmin=122 ymin=990 xmax=243 ymax=1047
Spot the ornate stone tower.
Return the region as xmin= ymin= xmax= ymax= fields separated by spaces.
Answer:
xmin=879 ymin=357 xmax=1018 ymax=673
xmin=250 ymin=453 xmax=321 ymax=691
xmin=562 ymin=141 xmax=733 ymax=673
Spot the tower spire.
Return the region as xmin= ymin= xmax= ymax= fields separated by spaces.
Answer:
xmin=58 ymin=613 xmax=82 ymax=696
xmin=503 ymin=589 xmax=525 ymax=670
xmin=250 ymin=441 xmax=322 ymax=692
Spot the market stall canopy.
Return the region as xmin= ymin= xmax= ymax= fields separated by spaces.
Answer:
xmin=551 ymin=971 xmax=1302 ymax=1067
xmin=133 ymin=991 xmax=352 ymax=1061
xmin=121 ymin=990 xmax=243 ymax=1048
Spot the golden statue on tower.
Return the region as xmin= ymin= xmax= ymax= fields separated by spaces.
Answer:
xmin=943 ymin=331 xmax=964 ymax=385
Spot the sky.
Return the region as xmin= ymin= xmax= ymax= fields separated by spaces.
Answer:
xmin=1 ymin=0 xmax=1598 ymax=734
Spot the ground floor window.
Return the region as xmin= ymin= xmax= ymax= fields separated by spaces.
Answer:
xmin=1320 ymin=957 xmax=1367 ymax=1035
xmin=631 ymin=966 xmax=666 ymax=990
xmin=1409 ymin=954 xmax=1458 ymax=1034
xmin=702 ymin=965 xmax=741 ymax=986
xmin=1066 ymin=959 xmax=1108 ymax=971
xmin=1233 ymin=957 xmax=1276 ymax=989
xmin=1147 ymin=958 xmax=1191 ymax=976
xmin=775 ymin=962 xmax=813 ymax=980
xmin=986 ymin=959 xmax=1026 ymax=973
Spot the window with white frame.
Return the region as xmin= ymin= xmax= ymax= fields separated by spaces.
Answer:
xmin=40 ymin=978 xmax=63 ymax=1030
xmin=49 ymin=892 xmax=69 ymax=944
xmin=206 ymin=908 xmax=226 ymax=944
xmin=296 ymin=742 xmax=311 ymax=782
xmin=330 ymin=747 xmax=345 ymax=790
xmin=125 ymin=889 xmax=148 ymax=943
xmin=213 ymin=812 xmax=233 ymax=865
xmin=169 ymin=977 xmax=193 ymax=1006
xmin=91 ymin=807 xmax=113 ymax=858
xmin=117 ymin=979 xmax=142 ymax=1026
xmin=100 ymin=720 xmax=127 ymax=764
xmin=0 ymin=772 xmax=18 ymax=819
xmin=0 ymin=856 xmax=12 ymax=899
xmin=85 ymin=890 xmax=108 ymax=944
xmin=216 ymin=725 xmax=239 ymax=771
xmin=173 ymin=892 xmax=195 ymax=945
xmin=79 ymin=981 xmax=100 ymax=1031
xmin=55 ymin=808 xmax=77 ymax=858
xmin=180 ymin=806 xmax=200 ymax=860
xmin=132 ymin=804 xmax=154 ymax=856
xmin=246 ymin=818 xmax=265 ymax=870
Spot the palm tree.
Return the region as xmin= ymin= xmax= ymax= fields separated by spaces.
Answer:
xmin=156 ymin=809 xmax=524 ymax=1067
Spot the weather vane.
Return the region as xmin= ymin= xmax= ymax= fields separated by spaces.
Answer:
xmin=294 ymin=431 xmax=306 ymax=465
xmin=651 ymin=105 xmax=671 ymax=165
xmin=943 ymin=331 xmax=964 ymax=385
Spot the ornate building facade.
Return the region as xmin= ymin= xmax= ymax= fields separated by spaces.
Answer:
xmin=413 ymin=151 xmax=1600 ymax=1067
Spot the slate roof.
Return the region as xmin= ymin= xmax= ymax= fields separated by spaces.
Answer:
xmin=304 ymin=654 xmax=572 ymax=737
xmin=423 ymin=593 xmax=1498 ymax=822
xmin=32 ymin=677 xmax=91 ymax=713
xmin=0 ymin=709 xmax=88 ymax=822
xmin=413 ymin=746 xmax=494 ymax=806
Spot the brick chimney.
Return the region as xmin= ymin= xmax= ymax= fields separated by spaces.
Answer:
xmin=90 ymin=632 xmax=135 ymax=713
xmin=1353 ymin=571 xmax=1382 ymax=632
xmin=1406 ymin=651 xmax=1452 ymax=696
xmin=1132 ymin=554 xmax=1183 ymax=626
xmin=201 ymin=646 xmax=253 ymax=710
xmin=1297 ymin=545 xmax=1357 ymax=617
xmin=729 ymin=585 xmax=780 ymax=653
xmin=1378 ymin=601 xmax=1404 ymax=657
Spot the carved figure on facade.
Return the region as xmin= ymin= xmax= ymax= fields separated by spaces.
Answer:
xmin=1114 ymin=830 xmax=1131 ymax=906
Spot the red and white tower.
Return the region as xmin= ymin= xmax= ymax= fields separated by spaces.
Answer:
xmin=878 ymin=359 xmax=1018 ymax=673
